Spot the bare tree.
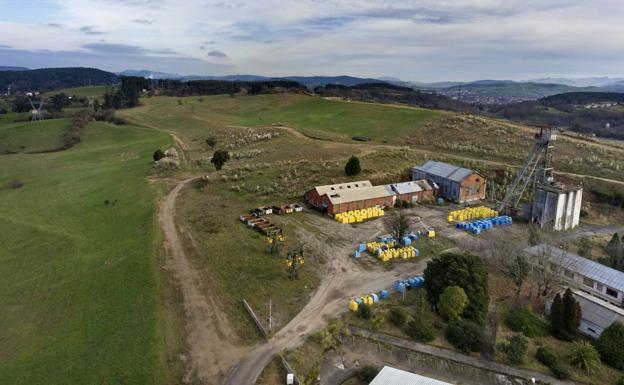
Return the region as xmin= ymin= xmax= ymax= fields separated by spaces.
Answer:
xmin=384 ymin=211 xmax=411 ymax=241
xmin=526 ymin=245 xmax=576 ymax=298
xmin=502 ymin=255 xmax=531 ymax=302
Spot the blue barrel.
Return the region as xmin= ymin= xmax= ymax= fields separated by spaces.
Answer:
xmin=355 ymin=297 xmax=363 ymax=305
xmin=394 ymin=281 xmax=406 ymax=293
xmin=415 ymin=248 xmax=420 ymax=257
xmin=358 ymin=243 xmax=366 ymax=252
xmin=408 ymin=278 xmax=417 ymax=288
xmin=370 ymin=293 xmax=379 ymax=303
xmin=379 ymin=289 xmax=390 ymax=299
xmin=353 ymin=251 xmax=361 ymax=258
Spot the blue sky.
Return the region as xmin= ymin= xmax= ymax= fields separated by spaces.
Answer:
xmin=1 ymin=0 xmax=623 ymax=81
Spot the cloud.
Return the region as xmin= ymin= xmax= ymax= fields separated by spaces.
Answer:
xmin=132 ymin=19 xmax=154 ymax=24
xmin=82 ymin=43 xmax=147 ymax=54
xmin=79 ymin=26 xmax=106 ymax=35
xmin=2 ymin=0 xmax=624 ymax=80
xmin=207 ymin=50 xmax=226 ymax=58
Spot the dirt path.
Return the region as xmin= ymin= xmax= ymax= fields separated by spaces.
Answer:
xmin=160 ymin=177 xmax=247 ymax=384
xmin=223 ymin=215 xmax=428 ymax=385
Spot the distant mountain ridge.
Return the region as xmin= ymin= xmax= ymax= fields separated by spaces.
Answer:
xmin=118 ymin=69 xmax=387 ymax=87
xmin=0 ymin=66 xmax=29 ymax=71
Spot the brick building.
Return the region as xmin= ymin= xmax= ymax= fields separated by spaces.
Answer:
xmin=411 ymin=160 xmax=486 ymax=203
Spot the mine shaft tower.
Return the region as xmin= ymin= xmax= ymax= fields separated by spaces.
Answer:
xmin=497 ymin=127 xmax=556 ymax=213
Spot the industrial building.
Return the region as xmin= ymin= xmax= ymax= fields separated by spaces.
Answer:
xmin=526 ymin=245 xmax=624 ymax=307
xmin=369 ymin=366 xmax=452 ymax=385
xmin=524 ymin=183 xmax=583 ymax=231
xmin=385 ymin=180 xmax=435 ymax=204
xmin=304 ymin=179 xmax=435 ymax=215
xmin=411 ymin=160 xmax=486 ymax=203
xmin=546 ymin=289 xmax=624 ymax=338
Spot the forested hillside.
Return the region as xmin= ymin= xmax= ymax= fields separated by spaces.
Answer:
xmin=314 ymin=82 xmax=474 ymax=111
xmin=0 ymin=67 xmax=117 ymax=93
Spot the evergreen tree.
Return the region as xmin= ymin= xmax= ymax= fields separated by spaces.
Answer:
xmin=211 ymin=150 xmax=230 ymax=170
xmin=424 ymin=252 xmax=489 ymax=325
xmin=550 ymin=293 xmax=565 ymax=337
xmin=605 ymin=233 xmax=624 ymax=271
xmin=563 ymin=288 xmax=581 ymax=339
xmin=345 ymin=156 xmax=361 ymax=176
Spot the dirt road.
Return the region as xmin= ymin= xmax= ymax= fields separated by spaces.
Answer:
xmin=160 ymin=177 xmax=248 ymax=384
xmin=223 ymin=215 xmax=430 ymax=385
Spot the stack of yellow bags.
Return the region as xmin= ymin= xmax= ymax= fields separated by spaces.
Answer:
xmin=378 ymin=246 xmax=417 ymax=262
xmin=447 ymin=206 xmax=498 ymax=222
xmin=334 ymin=207 xmax=385 ymax=223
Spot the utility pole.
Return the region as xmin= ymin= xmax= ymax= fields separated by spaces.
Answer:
xmin=268 ymin=299 xmax=272 ymax=332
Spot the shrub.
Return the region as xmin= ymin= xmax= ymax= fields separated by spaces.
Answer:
xmin=445 ymin=320 xmax=485 ymax=353
xmin=569 ymin=340 xmax=600 ymax=373
xmin=615 ymin=376 xmax=624 ymax=385
xmin=388 ymin=307 xmax=407 ymax=327
xmin=7 ymin=179 xmax=23 ymax=189
xmin=211 ymin=150 xmax=230 ymax=170
xmin=404 ymin=318 xmax=435 ymax=342
xmin=344 ymin=155 xmax=361 ymax=176
xmin=596 ymin=321 xmax=624 ymax=370
xmin=438 ymin=286 xmax=469 ymax=321
xmin=505 ymin=307 xmax=549 ymax=338
xmin=424 ymin=252 xmax=489 ymax=325
xmin=355 ymin=366 xmax=379 ymax=382
xmin=205 ymin=137 xmax=217 ymax=148
xmin=358 ymin=304 xmax=373 ymax=320
xmin=153 ymin=149 xmax=165 ymax=161
xmin=536 ymin=347 xmax=558 ymax=368
xmin=498 ymin=334 xmax=528 ymax=364
xmin=550 ymin=363 xmax=570 ymax=380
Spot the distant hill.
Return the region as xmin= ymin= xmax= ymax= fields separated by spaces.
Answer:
xmin=0 ymin=67 xmax=117 ymax=93
xmin=541 ymin=91 xmax=624 ymax=105
xmin=118 ymin=69 xmax=387 ymax=88
xmin=0 ymin=66 xmax=28 ymax=71
xmin=431 ymin=80 xmax=595 ymax=104
xmin=487 ymin=91 xmax=624 ymax=139
xmin=314 ymin=82 xmax=473 ymax=112
xmin=529 ymin=77 xmax=624 ymax=87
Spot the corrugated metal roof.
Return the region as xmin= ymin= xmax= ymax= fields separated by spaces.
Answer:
xmin=327 ymin=185 xmax=392 ymax=204
xmin=526 ymin=245 xmax=624 ymax=292
xmin=370 ymin=366 xmax=453 ymax=385
xmin=387 ymin=181 xmax=424 ymax=195
xmin=314 ymin=180 xmax=372 ymax=196
xmin=571 ymin=290 xmax=624 ymax=329
xmin=412 ymin=160 xmax=477 ymax=183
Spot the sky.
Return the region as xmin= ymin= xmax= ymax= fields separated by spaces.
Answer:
xmin=1 ymin=0 xmax=624 ymax=81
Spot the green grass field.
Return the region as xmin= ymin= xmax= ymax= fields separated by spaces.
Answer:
xmin=43 ymin=85 xmax=109 ymax=100
xmin=0 ymin=122 xmax=176 ymax=384
xmin=0 ymin=118 xmax=71 ymax=154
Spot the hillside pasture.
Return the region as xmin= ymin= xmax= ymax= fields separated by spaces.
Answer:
xmin=0 ymin=122 xmax=176 ymax=385
xmin=0 ymin=118 xmax=71 ymax=154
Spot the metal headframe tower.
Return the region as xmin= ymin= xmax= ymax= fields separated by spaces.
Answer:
xmin=29 ymin=98 xmax=45 ymax=122
xmin=497 ymin=126 xmax=557 ymax=212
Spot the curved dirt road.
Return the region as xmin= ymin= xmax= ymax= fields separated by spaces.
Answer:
xmin=223 ymin=218 xmax=426 ymax=385
xmin=160 ymin=177 xmax=247 ymax=384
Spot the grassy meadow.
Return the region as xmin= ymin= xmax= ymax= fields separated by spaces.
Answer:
xmin=0 ymin=118 xmax=71 ymax=154
xmin=119 ymin=94 xmax=624 ymax=182
xmin=43 ymin=85 xmax=109 ymax=100
xmin=0 ymin=122 xmax=180 ymax=384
